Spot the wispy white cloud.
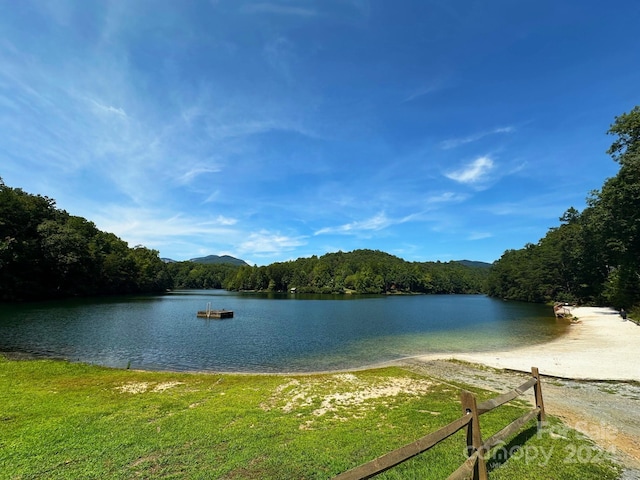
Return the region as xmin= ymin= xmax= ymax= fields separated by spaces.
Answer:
xmin=204 ymin=116 xmax=320 ymax=143
xmin=468 ymin=231 xmax=493 ymax=240
xmin=215 ymin=215 xmax=238 ymax=226
xmin=445 ymin=156 xmax=494 ymax=185
xmin=425 ymin=191 xmax=468 ymax=205
xmin=238 ymin=230 xmax=307 ymax=256
xmin=203 ymin=190 xmax=222 ymax=204
xmin=314 ymin=211 xmax=416 ymax=236
xmin=241 ymin=3 xmax=317 ymax=16
xmin=403 ymin=84 xmax=440 ymax=103
xmin=314 ymin=212 xmax=389 ymax=236
xmin=92 ymin=207 xmax=239 ymax=242
xmin=87 ymin=97 xmax=127 ymax=117
xmin=87 ymin=205 xmax=309 ymax=262
xmin=176 ymin=163 xmax=224 ymax=185
xmin=402 ymin=75 xmax=450 ymax=103
xmin=440 ymin=126 xmax=514 ymax=150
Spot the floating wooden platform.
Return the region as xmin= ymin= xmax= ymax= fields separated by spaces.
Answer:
xmin=197 ymin=309 xmax=233 ymax=319
xmin=197 ymin=302 xmax=233 ymax=319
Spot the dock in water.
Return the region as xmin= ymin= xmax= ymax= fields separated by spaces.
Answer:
xmin=197 ymin=302 xmax=233 ymax=319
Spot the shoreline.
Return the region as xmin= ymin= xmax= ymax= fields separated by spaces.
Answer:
xmin=3 ymin=306 xmax=638 ymax=382
xmin=414 ymin=306 xmax=639 ymax=381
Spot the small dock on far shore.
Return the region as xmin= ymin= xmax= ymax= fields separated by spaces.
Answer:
xmin=553 ymin=302 xmax=572 ymax=319
xmin=197 ymin=302 xmax=233 ymax=319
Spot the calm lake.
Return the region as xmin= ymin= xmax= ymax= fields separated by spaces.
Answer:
xmin=0 ymin=291 xmax=564 ymax=373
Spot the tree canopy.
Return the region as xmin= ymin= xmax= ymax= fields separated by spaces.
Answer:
xmin=220 ymin=249 xmax=488 ymax=295
xmin=0 ymin=180 xmax=171 ymax=301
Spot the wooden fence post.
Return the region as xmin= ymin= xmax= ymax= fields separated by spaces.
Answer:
xmin=531 ymin=367 xmax=546 ymax=429
xmin=460 ymin=391 xmax=488 ymax=480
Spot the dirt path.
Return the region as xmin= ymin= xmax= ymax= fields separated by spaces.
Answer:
xmin=399 ymin=358 xmax=640 ymax=478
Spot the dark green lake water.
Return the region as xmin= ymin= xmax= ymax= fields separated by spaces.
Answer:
xmin=0 ymin=291 xmax=564 ymax=373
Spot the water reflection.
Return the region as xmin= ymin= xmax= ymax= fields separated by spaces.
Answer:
xmin=0 ymin=291 xmax=564 ymax=373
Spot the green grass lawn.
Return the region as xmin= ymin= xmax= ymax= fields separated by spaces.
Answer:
xmin=0 ymin=356 xmax=621 ymax=479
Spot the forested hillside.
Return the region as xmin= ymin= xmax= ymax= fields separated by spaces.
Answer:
xmin=168 ymin=250 xmax=489 ymax=294
xmin=0 ymin=180 xmax=171 ymax=301
xmin=166 ymin=262 xmax=241 ymax=290
xmin=222 ymin=250 xmax=488 ymax=294
xmin=487 ymin=106 xmax=640 ymax=309
xmin=188 ymin=255 xmax=248 ymax=266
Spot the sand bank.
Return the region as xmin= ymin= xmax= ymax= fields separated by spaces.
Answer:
xmin=418 ymin=307 xmax=640 ymax=381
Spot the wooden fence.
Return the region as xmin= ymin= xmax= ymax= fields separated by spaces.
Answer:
xmin=333 ymin=367 xmax=545 ymax=480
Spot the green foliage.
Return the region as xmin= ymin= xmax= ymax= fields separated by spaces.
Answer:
xmin=223 ymin=250 xmax=490 ymax=295
xmin=166 ymin=261 xmax=241 ymax=289
xmin=188 ymin=254 xmax=247 ymax=266
xmin=606 ymin=105 xmax=640 ymax=163
xmin=0 ymin=180 xmax=171 ymax=301
xmin=488 ymin=106 xmax=640 ymax=309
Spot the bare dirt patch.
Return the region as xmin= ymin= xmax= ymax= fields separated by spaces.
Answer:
xmin=152 ymin=381 xmax=184 ymax=392
xmin=311 ymin=376 xmax=432 ymax=417
xmin=262 ymin=373 xmax=433 ymax=428
xmin=115 ymin=381 xmax=150 ymax=394
xmin=115 ymin=381 xmax=184 ymax=394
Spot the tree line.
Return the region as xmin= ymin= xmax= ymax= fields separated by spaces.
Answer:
xmin=198 ymin=250 xmax=488 ymax=294
xmin=487 ymin=106 xmax=640 ymax=310
xmin=169 ymin=250 xmax=490 ymax=295
xmin=0 ymin=181 xmax=171 ymax=301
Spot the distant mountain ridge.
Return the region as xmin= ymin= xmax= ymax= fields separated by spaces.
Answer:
xmin=189 ymin=254 xmax=249 ymax=266
xmin=162 ymin=255 xmax=489 ymax=268
xmin=455 ymin=260 xmax=493 ymax=269
xmin=161 ymin=255 xmax=248 ymax=265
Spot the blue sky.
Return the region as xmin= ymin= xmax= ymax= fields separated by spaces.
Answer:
xmin=2 ymin=1 xmax=639 ymax=265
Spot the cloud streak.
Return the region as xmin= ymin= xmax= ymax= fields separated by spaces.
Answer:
xmin=314 ymin=212 xmax=417 ymax=236
xmin=445 ymin=156 xmax=495 ymax=185
xmin=468 ymin=231 xmax=493 ymax=241
xmin=440 ymin=127 xmax=514 ymax=150
xmin=88 ymin=98 xmax=127 ymax=117
xmin=238 ymin=230 xmax=308 ymax=256
xmin=241 ymin=3 xmax=317 ymax=17
xmin=92 ymin=208 xmax=239 ymax=241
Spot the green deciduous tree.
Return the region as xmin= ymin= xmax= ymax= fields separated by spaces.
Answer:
xmin=0 ymin=179 xmax=171 ymax=301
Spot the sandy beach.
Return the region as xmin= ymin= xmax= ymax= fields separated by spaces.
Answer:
xmin=417 ymin=306 xmax=640 ymax=381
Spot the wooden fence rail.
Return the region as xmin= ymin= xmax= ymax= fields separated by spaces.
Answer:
xmin=333 ymin=366 xmax=545 ymax=480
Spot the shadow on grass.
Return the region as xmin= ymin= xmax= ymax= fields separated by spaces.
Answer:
xmin=486 ymin=425 xmax=538 ymax=472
